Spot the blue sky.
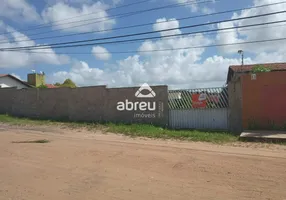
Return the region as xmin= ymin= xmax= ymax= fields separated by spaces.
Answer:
xmin=0 ymin=0 xmax=286 ymax=89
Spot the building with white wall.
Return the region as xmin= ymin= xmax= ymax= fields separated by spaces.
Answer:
xmin=0 ymin=74 xmax=32 ymax=89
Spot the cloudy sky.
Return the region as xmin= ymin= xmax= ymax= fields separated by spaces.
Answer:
xmin=0 ymin=0 xmax=286 ymax=89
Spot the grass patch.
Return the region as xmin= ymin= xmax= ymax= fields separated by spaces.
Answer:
xmin=0 ymin=114 xmax=237 ymax=144
xmin=0 ymin=114 xmax=56 ymax=126
xmin=107 ymin=123 xmax=237 ymax=143
xmin=12 ymin=139 xmax=50 ymax=144
xmin=0 ymin=114 xmax=101 ymax=129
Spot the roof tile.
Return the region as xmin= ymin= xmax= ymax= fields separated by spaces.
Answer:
xmin=230 ymin=63 xmax=286 ymax=72
xmin=45 ymin=84 xmax=58 ymax=88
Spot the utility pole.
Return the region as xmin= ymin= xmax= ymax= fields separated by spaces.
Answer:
xmin=238 ymin=50 xmax=244 ymax=66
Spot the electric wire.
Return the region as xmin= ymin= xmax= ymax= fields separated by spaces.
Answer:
xmin=1 ymin=10 xmax=285 ymax=51
xmin=1 ymin=0 xmax=284 ymax=44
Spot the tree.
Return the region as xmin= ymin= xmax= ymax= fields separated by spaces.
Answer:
xmin=60 ymin=79 xmax=77 ymax=88
xmin=37 ymin=84 xmax=48 ymax=89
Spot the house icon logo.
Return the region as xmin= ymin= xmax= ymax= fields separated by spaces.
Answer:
xmin=135 ymin=83 xmax=156 ymax=98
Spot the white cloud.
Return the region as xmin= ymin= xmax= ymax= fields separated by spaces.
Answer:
xmin=201 ymin=6 xmax=214 ymax=14
xmin=92 ymin=46 xmax=111 ymax=60
xmin=153 ymin=18 xmax=181 ymax=37
xmin=173 ymin=0 xmax=199 ymax=12
xmin=47 ymin=1 xmax=286 ymax=89
xmin=0 ymin=0 xmax=41 ymax=22
xmin=11 ymin=73 xmax=23 ymax=80
xmin=51 ymin=60 xmax=106 ymax=85
xmin=171 ymin=0 xmax=216 ymax=13
xmin=112 ymin=0 xmax=123 ymax=6
xmin=50 ymin=54 xmax=247 ymax=89
xmin=51 ymin=18 xmax=240 ymax=89
xmin=216 ymin=0 xmax=286 ymax=54
xmin=45 ymin=0 xmax=94 ymax=5
xmin=41 ymin=1 xmax=116 ymax=33
xmin=0 ymin=21 xmax=70 ymax=69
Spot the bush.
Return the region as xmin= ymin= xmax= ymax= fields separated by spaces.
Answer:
xmin=252 ymin=65 xmax=271 ymax=73
xmin=37 ymin=84 xmax=48 ymax=88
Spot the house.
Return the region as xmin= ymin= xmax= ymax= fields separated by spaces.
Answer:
xmin=227 ymin=62 xmax=286 ymax=133
xmin=0 ymin=73 xmax=58 ymax=89
xmin=0 ymin=74 xmax=32 ymax=89
xmin=227 ymin=62 xmax=286 ymax=83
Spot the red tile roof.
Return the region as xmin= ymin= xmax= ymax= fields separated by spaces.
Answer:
xmin=0 ymin=74 xmax=8 ymax=77
xmin=230 ymin=63 xmax=286 ymax=72
xmin=227 ymin=62 xmax=286 ymax=83
xmin=45 ymin=84 xmax=58 ymax=88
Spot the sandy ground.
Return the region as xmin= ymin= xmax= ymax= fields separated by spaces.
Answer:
xmin=0 ymin=124 xmax=286 ymax=200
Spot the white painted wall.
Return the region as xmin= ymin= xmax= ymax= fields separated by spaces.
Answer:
xmin=0 ymin=76 xmax=28 ymax=89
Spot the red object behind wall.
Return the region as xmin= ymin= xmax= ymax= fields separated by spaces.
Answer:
xmin=241 ymin=71 xmax=286 ymax=129
xmin=192 ymin=94 xmax=207 ymax=108
xmin=261 ymin=85 xmax=286 ymax=126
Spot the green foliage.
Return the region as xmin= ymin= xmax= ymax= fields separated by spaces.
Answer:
xmin=37 ymin=84 xmax=48 ymax=89
xmin=251 ymin=65 xmax=271 ymax=73
xmin=60 ymin=79 xmax=77 ymax=88
xmin=107 ymin=124 xmax=237 ymax=143
xmin=54 ymin=79 xmax=77 ymax=88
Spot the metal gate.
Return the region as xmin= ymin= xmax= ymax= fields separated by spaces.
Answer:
xmin=168 ymin=87 xmax=229 ymax=130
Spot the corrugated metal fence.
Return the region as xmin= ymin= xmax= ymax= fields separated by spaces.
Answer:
xmin=168 ymin=87 xmax=229 ymax=130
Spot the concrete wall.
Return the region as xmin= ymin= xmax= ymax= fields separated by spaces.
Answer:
xmin=69 ymin=86 xmax=106 ymax=122
xmin=0 ymin=85 xmax=169 ymax=127
xmin=0 ymin=88 xmax=16 ymax=114
xmin=241 ymin=71 xmax=286 ymax=130
xmin=228 ymin=75 xmax=243 ymax=134
xmin=0 ymin=76 xmax=29 ymax=89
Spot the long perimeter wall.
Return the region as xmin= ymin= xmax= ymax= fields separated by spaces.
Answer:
xmin=0 ymin=85 xmax=169 ymax=127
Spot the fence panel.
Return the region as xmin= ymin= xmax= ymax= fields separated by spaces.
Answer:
xmin=169 ymin=108 xmax=229 ymax=130
xmin=168 ymin=87 xmax=229 ymax=130
xmin=169 ymin=87 xmax=228 ymax=109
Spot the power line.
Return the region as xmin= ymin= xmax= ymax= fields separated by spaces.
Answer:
xmin=0 ymin=0 xmax=214 ymax=37
xmin=1 ymin=0 xmax=284 ymax=45
xmin=42 ymin=0 xmax=153 ymax=24
xmin=4 ymin=19 xmax=286 ymax=51
xmin=3 ymin=37 xmax=286 ymax=55
xmin=1 ymin=10 xmax=285 ymax=51
xmin=9 ymin=20 xmax=286 ymax=52
xmin=0 ymin=0 xmax=154 ymax=35
xmin=72 ymin=22 xmax=286 ymax=47
xmin=38 ymin=0 xmax=210 ymax=30
xmin=95 ymin=37 xmax=286 ymax=54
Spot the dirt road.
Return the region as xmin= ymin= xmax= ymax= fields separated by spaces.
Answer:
xmin=0 ymin=125 xmax=285 ymax=200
